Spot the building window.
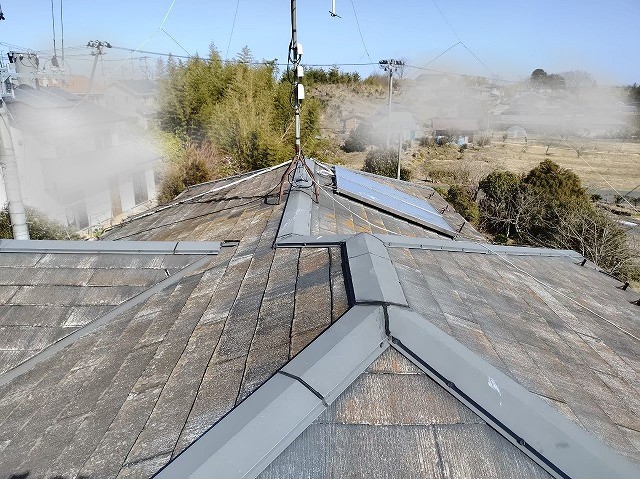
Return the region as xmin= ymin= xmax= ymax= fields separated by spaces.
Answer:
xmin=132 ymin=171 xmax=148 ymax=205
xmin=67 ymin=202 xmax=89 ymax=229
xmin=109 ymin=177 xmax=123 ymax=216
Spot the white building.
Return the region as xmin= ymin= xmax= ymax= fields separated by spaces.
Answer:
xmin=106 ymin=79 xmax=158 ymax=129
xmin=2 ymin=85 xmax=161 ymax=233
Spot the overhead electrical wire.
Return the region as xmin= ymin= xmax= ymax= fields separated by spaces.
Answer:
xmin=557 ymin=136 xmax=639 ymax=212
xmin=50 ymin=0 xmax=58 ymax=60
xmin=160 ymin=28 xmax=191 ymax=57
xmin=349 ymin=0 xmax=372 ymax=64
xmin=430 ymin=0 xmax=495 ymax=78
xmin=53 ymin=0 xmax=181 ymax=125
xmin=225 ymin=0 xmax=241 ymax=60
xmin=60 ymin=0 xmax=65 ymax=64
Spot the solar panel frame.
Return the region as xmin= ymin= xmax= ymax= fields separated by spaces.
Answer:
xmin=334 ymin=166 xmax=457 ymax=238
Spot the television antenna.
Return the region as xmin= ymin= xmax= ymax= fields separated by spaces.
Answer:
xmin=278 ymin=1 xmax=340 ymax=203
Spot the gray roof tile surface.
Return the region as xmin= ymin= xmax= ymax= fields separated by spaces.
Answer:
xmin=261 ymin=348 xmax=551 ymax=479
xmin=389 ymin=247 xmax=640 ymax=466
xmin=0 ymin=252 xmax=200 ymax=375
xmin=0 ymin=199 xmax=345 ymax=479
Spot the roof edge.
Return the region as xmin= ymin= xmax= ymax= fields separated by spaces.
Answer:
xmin=0 ymin=239 xmax=221 ymax=255
xmin=387 ymin=306 xmax=640 ymax=479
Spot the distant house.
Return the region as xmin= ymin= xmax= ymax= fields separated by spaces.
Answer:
xmin=2 ymin=85 xmax=161 ymax=232
xmin=432 ymin=117 xmax=479 ymax=144
xmin=59 ymin=74 xmax=106 ymax=106
xmin=370 ymin=103 xmax=421 ymax=140
xmin=341 ymin=113 xmax=365 ymax=134
xmin=106 ymin=79 xmax=158 ymax=128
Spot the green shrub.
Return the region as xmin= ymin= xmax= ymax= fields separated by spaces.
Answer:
xmin=342 ymin=123 xmax=372 ymax=153
xmin=446 ymin=185 xmax=479 ymax=223
xmin=362 ymin=148 xmax=411 ymax=181
xmin=0 ymin=205 xmax=75 ymax=240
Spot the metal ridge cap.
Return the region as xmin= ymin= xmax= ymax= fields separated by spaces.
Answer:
xmin=345 ymin=234 xmax=408 ymax=306
xmin=375 ymin=235 xmax=583 ymax=258
xmin=275 ymin=234 xmax=352 ymax=247
xmin=154 ymin=305 xmax=388 ymax=479
xmin=275 ymin=189 xmax=313 ymax=241
xmin=0 ymin=239 xmax=221 ymax=255
xmin=387 ymin=306 xmax=640 ymax=479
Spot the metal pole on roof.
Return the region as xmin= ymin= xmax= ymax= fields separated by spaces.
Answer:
xmin=0 ymin=103 xmax=29 ymax=239
xmin=277 ymin=0 xmax=327 ymax=204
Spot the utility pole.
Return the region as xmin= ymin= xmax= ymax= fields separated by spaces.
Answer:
xmin=379 ymin=59 xmax=404 ymax=147
xmin=396 ymin=130 xmax=402 ymax=180
xmin=86 ymin=40 xmax=111 ymax=92
xmin=0 ymin=103 xmax=29 ymax=239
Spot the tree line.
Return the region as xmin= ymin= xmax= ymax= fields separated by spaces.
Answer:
xmin=154 ymin=45 xmax=322 ymax=202
xmin=444 ymin=160 xmax=639 ymax=282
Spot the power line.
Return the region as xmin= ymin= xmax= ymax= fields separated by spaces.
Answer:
xmin=558 ymin=135 xmax=639 ymax=212
xmin=423 ymin=41 xmax=461 ymax=68
xmin=349 ymin=0 xmax=372 ymax=63
xmin=160 ymin=28 xmax=191 ymax=57
xmin=225 ymin=0 xmax=241 ymax=60
xmin=160 ymin=0 xmax=178 ymax=28
xmin=430 ymin=0 xmax=495 ymax=77
xmin=50 ymin=0 xmax=58 ymax=59
xmin=60 ymin=0 xmax=65 ymax=63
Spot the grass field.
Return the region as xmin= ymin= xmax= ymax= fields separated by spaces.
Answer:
xmin=335 ymin=136 xmax=640 ymax=202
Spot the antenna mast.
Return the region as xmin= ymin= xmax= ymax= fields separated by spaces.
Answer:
xmin=278 ymin=0 xmax=329 ymax=204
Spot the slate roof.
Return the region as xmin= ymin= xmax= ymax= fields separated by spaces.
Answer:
xmin=389 ymin=247 xmax=640 ymax=465
xmin=0 ymin=161 xmax=638 ymax=479
xmin=0 ymin=248 xmax=200 ymax=375
xmin=261 ymin=348 xmax=551 ymax=479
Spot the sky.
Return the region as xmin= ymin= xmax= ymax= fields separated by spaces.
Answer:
xmin=0 ymin=0 xmax=638 ymax=85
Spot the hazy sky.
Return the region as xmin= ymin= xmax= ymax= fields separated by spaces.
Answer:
xmin=0 ymin=0 xmax=638 ymax=84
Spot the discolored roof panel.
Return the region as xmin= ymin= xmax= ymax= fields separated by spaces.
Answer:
xmin=389 ymin=247 xmax=640 ymax=466
xmin=261 ymin=348 xmax=551 ymax=479
xmin=0 ymin=239 xmax=347 ymax=477
xmin=0 ymin=251 xmax=200 ymax=376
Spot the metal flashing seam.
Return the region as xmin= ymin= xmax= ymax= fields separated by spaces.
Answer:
xmin=0 ymin=239 xmax=221 ymax=255
xmin=0 ymin=256 xmax=212 ymax=388
xmin=275 ymin=234 xmax=352 ymax=247
xmin=154 ymin=305 xmax=388 ymax=479
xmin=375 ymin=235 xmax=582 ymax=258
xmin=387 ymin=306 xmax=640 ymax=479
xmin=345 ymin=234 xmax=408 ymax=306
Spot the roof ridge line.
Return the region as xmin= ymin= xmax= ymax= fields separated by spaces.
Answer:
xmin=0 ymin=239 xmax=221 ymax=255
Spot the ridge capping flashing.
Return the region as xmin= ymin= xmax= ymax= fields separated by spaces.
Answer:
xmin=0 ymin=239 xmax=221 ymax=255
